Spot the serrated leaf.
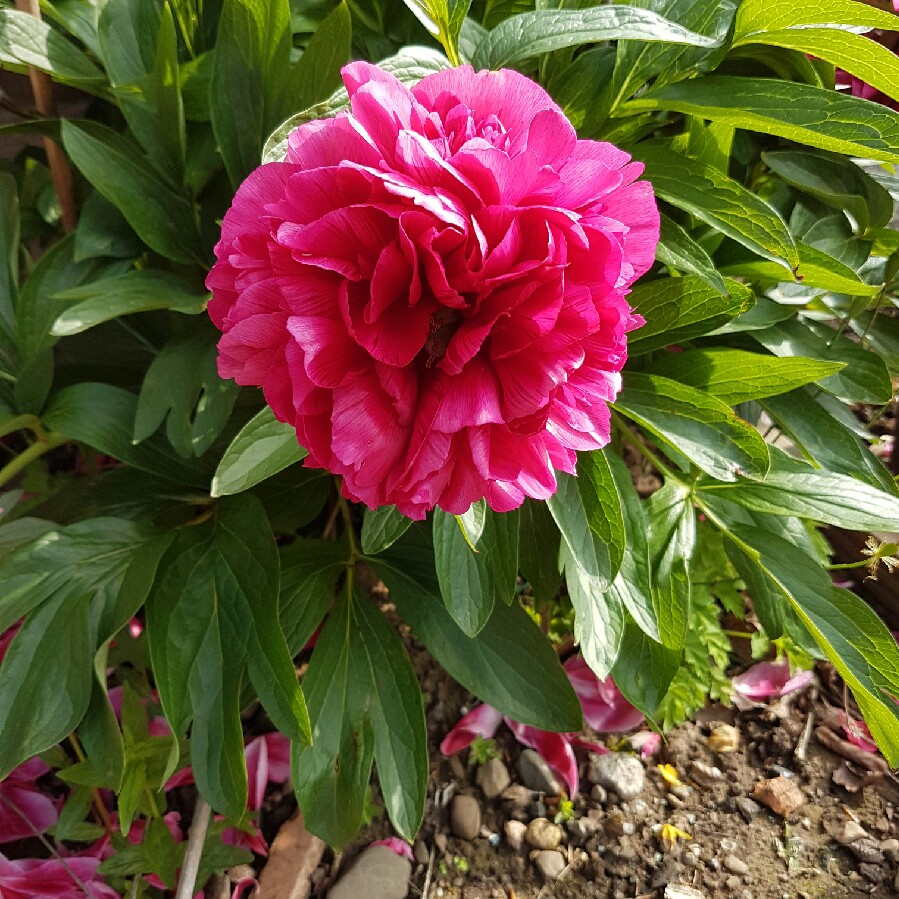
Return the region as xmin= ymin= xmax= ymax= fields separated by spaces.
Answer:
xmin=471 ymin=5 xmax=720 ymax=69
xmin=628 ymin=276 xmax=755 ymax=354
xmin=212 ymin=407 xmax=307 ymax=497
xmin=635 ymin=145 xmax=798 ymax=270
xmin=646 ymin=348 xmax=844 ymax=404
xmin=627 ymin=76 xmax=899 ymax=163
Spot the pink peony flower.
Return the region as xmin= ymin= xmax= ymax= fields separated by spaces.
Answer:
xmin=0 ymin=757 xmax=59 ymax=844
xmin=0 ymin=852 xmax=119 ymax=899
xmin=207 ymin=62 xmax=658 ymax=519
xmin=730 ymin=659 xmax=814 ymax=710
xmin=440 ymin=655 xmax=643 ymax=795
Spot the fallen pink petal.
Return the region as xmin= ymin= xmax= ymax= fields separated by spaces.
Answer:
xmin=563 ymin=654 xmax=644 ymax=733
xmin=506 ymin=718 xmax=580 ymax=796
xmin=439 ymin=703 xmax=503 ymax=756
xmin=731 ymin=660 xmax=815 ymax=710
xmin=0 ymin=757 xmax=59 ymax=844
xmin=371 ymin=837 xmax=415 ymax=861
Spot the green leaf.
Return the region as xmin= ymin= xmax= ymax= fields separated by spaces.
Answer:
xmin=725 ymin=526 xmax=899 ymax=764
xmin=518 ymin=497 xmax=562 ymax=604
xmin=628 ymin=276 xmax=755 ymax=354
xmin=210 ymin=0 xmax=293 ymax=187
xmin=0 ymin=590 xmax=92 ymax=779
xmin=712 ymin=295 xmax=794 ymax=334
xmin=577 ymin=449 xmax=625 ymax=583
xmin=645 ymin=348 xmax=845 ymax=404
xmin=656 ymin=214 xmax=728 ymax=294
xmin=433 ymin=504 xmax=518 ymax=636
xmin=73 ymin=191 xmax=144 ymax=262
xmin=635 ymin=145 xmax=798 ymax=270
xmin=471 ymin=5 xmax=720 ymax=70
xmin=0 ymin=8 xmax=106 ymax=89
xmin=645 ymin=482 xmax=694 ymax=651
xmin=401 ymin=0 xmax=471 ymax=62
xmin=279 ymin=538 xmax=345 ymax=656
xmin=211 ymin=406 xmax=307 ymax=497
xmin=762 ymin=389 xmax=898 ymax=495
xmin=698 ymin=459 xmax=899 ymax=532
xmin=751 ymin=318 xmax=892 ymax=405
xmin=614 ymin=373 xmax=770 ymax=481
xmin=43 ymin=383 xmax=209 ymax=487
xmin=146 ymin=495 xmax=311 ymax=817
xmin=361 ymin=505 xmax=413 ymax=555
xmin=293 ymin=598 xmax=374 ymax=848
xmin=356 ymin=599 xmax=427 ymax=841
xmin=763 ymin=150 xmax=893 ymax=236
xmin=60 ymin=121 xmax=201 ymax=264
xmin=134 ymin=329 xmax=238 ymax=458
xmin=51 ymin=270 xmax=208 ymax=336
xmin=288 ymin=1 xmax=352 ymax=111
xmin=375 ymin=528 xmax=582 ymax=732
xmin=734 ymin=0 xmax=899 ymax=43
xmin=628 ymin=76 xmax=899 ymax=163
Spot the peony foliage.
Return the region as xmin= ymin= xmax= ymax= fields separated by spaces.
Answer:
xmin=0 ymin=0 xmax=897 ymax=871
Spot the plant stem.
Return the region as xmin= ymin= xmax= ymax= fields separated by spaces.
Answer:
xmin=611 ymin=411 xmax=680 ymax=482
xmin=67 ymin=735 xmax=115 ymax=835
xmin=828 ymin=559 xmax=872 ymax=571
xmin=175 ymin=797 xmax=211 ymax=899
xmin=0 ymin=431 xmax=67 ymax=489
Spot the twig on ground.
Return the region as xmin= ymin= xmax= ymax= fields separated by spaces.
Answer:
xmin=420 ymin=844 xmax=436 ymax=899
xmin=794 ymin=709 xmax=815 ymax=761
xmin=175 ymin=797 xmax=212 ymax=899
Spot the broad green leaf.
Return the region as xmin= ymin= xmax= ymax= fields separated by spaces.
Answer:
xmin=614 ymin=373 xmax=770 ymax=481
xmin=73 ymin=191 xmax=144 ymax=262
xmin=51 ymin=270 xmax=208 ymax=336
xmin=720 ymin=241 xmax=882 ymax=297
xmin=361 ymin=505 xmax=413 ymax=555
xmin=646 ymin=482 xmax=695 ymax=652
xmin=698 ymin=462 xmax=899 ymax=532
xmin=279 ymin=538 xmax=345 ymax=656
xmin=60 ymin=121 xmax=201 ymax=264
xmin=356 ymin=599 xmax=427 ymax=841
xmin=134 ymin=330 xmax=238 ymax=458
xmin=548 ymin=470 xmax=614 ymax=592
xmin=288 ymin=1 xmax=352 ymax=111
xmin=763 ymin=150 xmax=894 ymax=236
xmin=0 ymin=8 xmax=106 ymax=89
xmin=726 ymin=526 xmax=899 ymax=764
xmin=711 ymin=294 xmax=799 ymax=334
xmin=752 ymin=318 xmax=892 ymax=404
xmin=78 ymin=651 xmax=125 ymax=791
xmin=518 ymin=498 xmax=562 ymax=604
xmin=656 ymin=214 xmax=728 ymax=294
xmin=211 ymin=0 xmax=294 ymax=187
xmin=628 ymin=276 xmax=755 ymax=353
xmin=0 ymin=173 xmax=18 ymax=377
xmin=634 ymin=145 xmax=798 ymax=270
xmin=604 ymin=454 xmax=659 ymax=643
xmin=546 ymin=46 xmax=615 ymax=135
xmin=627 ymin=77 xmax=899 ymax=163
xmin=293 ymin=599 xmax=374 ymax=848
xmin=646 ymin=349 xmax=844 ymax=404
xmin=432 ymin=506 xmax=518 ymax=636
xmin=762 ymin=389 xmax=898 ymax=495
xmin=577 ymin=449 xmax=625 ymax=583
xmin=211 ymin=407 xmax=307 ymax=497
xmin=146 ymin=495 xmax=311 ymax=816
xmin=375 ymin=528 xmax=582 ymax=732
xmin=472 ymin=5 xmax=720 ymax=70
xmin=734 ymin=0 xmax=899 ymax=43
xmin=44 ymin=383 xmax=209 ymax=487
xmin=262 ymin=45 xmax=451 ymax=163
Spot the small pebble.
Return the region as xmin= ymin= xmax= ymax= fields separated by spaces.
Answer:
xmin=751 ymin=776 xmax=805 ymax=817
xmin=504 ymin=820 xmax=527 ymax=852
xmin=724 ymin=855 xmax=749 ymax=876
xmin=590 ymin=784 xmax=607 ymax=804
xmin=525 ymin=817 xmax=563 ymax=850
xmin=833 ymin=820 xmax=868 ymax=845
xmin=476 ymin=757 xmax=511 ymax=799
xmin=848 ymin=838 xmax=884 ymax=865
xmin=689 ymin=761 xmax=724 ymax=788
xmin=450 ymin=795 xmax=481 ymax=841
xmin=664 ymin=885 xmax=708 ymax=899
xmin=735 ymin=797 xmax=761 ymax=823
xmin=725 ymin=875 xmax=742 ymax=891
xmin=533 ymin=849 xmax=566 ymax=881
xmin=707 ymin=724 xmax=740 ymax=753
xmin=879 ymin=837 xmax=899 ymax=862
xmin=413 ymin=841 xmax=429 ymax=865
xmin=434 ymin=833 xmax=447 ymax=852
xmin=859 ymin=862 xmax=885 ymax=884
xmin=589 ymin=752 xmax=646 ymax=801
xmin=517 ymin=749 xmax=561 ymax=794
xmin=327 ymin=846 xmax=411 ymax=899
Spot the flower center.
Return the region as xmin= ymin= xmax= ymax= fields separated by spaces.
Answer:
xmin=423 ymin=307 xmax=462 ymax=368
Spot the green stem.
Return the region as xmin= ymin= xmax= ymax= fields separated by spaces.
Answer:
xmin=0 ymin=431 xmax=67 ymax=489
xmin=828 ymin=559 xmax=873 ymax=571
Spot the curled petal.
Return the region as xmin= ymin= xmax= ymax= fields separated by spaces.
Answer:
xmin=505 ymin=719 xmax=579 ymax=796
xmin=440 ymin=704 xmax=503 ymax=756
xmin=731 ymin=660 xmax=814 ymax=710
xmin=564 ymin=655 xmax=644 ymax=733
xmin=371 ymin=837 xmax=415 ymax=861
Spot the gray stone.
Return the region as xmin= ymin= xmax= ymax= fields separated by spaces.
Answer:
xmin=434 ymin=832 xmax=447 ymax=852
xmin=517 ymin=749 xmax=561 ymax=794
xmin=848 ymin=838 xmax=884 ymax=865
xmin=451 ymin=795 xmax=481 ymax=841
xmin=533 ymin=849 xmax=566 ymax=881
xmin=723 ymin=855 xmax=749 ymax=876
xmin=413 ymin=841 xmax=429 ymax=866
xmin=526 ymin=817 xmax=563 ymax=850
xmin=834 ymin=821 xmax=869 ymax=845
xmin=476 ymin=757 xmax=511 ymax=799
xmin=664 ymin=885 xmax=708 ymax=899
xmin=735 ymin=797 xmax=761 ymax=823
xmin=725 ymin=876 xmax=742 ymax=891
xmin=860 ymin=862 xmax=886 ymax=884
xmin=504 ymin=820 xmax=527 ymax=852
xmin=880 ymin=838 xmax=899 ymax=862
xmin=328 ymin=846 xmax=411 ymax=899
xmin=590 ymin=784 xmax=607 ymax=804
xmin=588 ymin=753 xmax=646 ymax=802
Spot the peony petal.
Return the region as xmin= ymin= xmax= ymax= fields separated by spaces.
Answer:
xmin=440 ymin=704 xmax=503 ymax=755
xmin=505 ymin=719 xmax=579 ymax=796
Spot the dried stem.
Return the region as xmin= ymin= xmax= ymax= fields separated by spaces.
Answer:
xmin=14 ymin=0 xmax=78 ymax=232
xmin=175 ymin=797 xmax=212 ymax=899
